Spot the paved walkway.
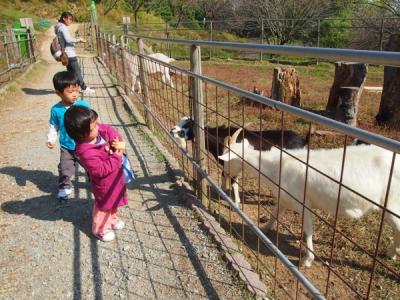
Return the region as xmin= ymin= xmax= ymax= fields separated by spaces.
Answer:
xmin=0 ymin=32 xmax=247 ymax=299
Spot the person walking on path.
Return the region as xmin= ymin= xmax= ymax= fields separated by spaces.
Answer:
xmin=55 ymin=12 xmax=95 ymax=94
xmin=47 ymin=71 xmax=91 ymax=202
xmin=64 ymin=106 xmax=131 ymax=242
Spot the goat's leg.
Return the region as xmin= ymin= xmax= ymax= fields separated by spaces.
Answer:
xmin=134 ymin=75 xmax=141 ymax=93
xmin=385 ymin=209 xmax=400 ymax=259
xmin=264 ymin=205 xmax=287 ymax=231
xmin=232 ymin=177 xmax=240 ymax=206
xmin=300 ymin=209 xmax=315 ymax=268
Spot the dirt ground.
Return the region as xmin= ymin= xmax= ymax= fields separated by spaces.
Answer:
xmin=0 ymin=26 xmax=250 ymax=299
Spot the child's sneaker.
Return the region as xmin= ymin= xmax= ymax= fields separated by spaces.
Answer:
xmin=57 ymin=188 xmax=72 ymax=203
xmin=112 ymin=220 xmax=125 ymax=230
xmin=97 ymin=230 xmax=115 ymax=242
xmin=82 ymin=86 xmax=95 ymax=94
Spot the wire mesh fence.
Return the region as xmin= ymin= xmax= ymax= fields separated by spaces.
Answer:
xmin=96 ymin=28 xmax=400 ymax=299
xmin=0 ymin=27 xmax=37 ymax=86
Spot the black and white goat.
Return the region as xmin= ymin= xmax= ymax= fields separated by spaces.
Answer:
xmin=170 ymin=116 xmax=309 ymax=205
xmin=219 ymin=133 xmax=400 ymax=267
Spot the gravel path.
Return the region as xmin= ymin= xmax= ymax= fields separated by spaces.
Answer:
xmin=0 ymin=28 xmax=248 ymax=300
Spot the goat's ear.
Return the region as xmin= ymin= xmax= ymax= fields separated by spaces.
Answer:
xmin=242 ymin=139 xmax=250 ymax=147
xmin=218 ymin=152 xmax=232 ymax=161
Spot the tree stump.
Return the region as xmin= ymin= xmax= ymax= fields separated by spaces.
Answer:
xmin=376 ymin=34 xmax=400 ymax=128
xmin=270 ymin=67 xmax=301 ymax=106
xmin=326 ymin=62 xmax=368 ymax=126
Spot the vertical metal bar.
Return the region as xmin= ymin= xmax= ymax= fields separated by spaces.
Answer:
xmin=137 ymin=38 xmax=153 ymax=130
xmin=112 ymin=34 xmax=117 ymax=76
xmin=190 ymin=44 xmax=207 ymax=206
xmin=325 ymin=135 xmax=348 ymax=298
xmin=26 ymin=28 xmax=35 ymax=62
xmin=379 ymin=18 xmax=385 ymax=51
xmin=260 ymin=19 xmax=264 ymax=62
xmin=120 ymin=35 xmax=129 ymax=94
xmin=316 ymin=19 xmax=320 ymax=65
xmin=209 ymin=21 xmax=213 ymax=60
xmin=366 ymin=152 xmax=397 ymax=299
xmin=4 ymin=36 xmax=11 ymax=81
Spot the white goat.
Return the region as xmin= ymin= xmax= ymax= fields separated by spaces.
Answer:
xmin=218 ymin=137 xmax=400 ymax=267
xmin=124 ymin=51 xmax=175 ymax=93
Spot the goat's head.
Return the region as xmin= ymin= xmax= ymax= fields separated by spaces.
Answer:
xmin=218 ymin=138 xmax=250 ymax=162
xmin=170 ymin=116 xmax=194 ymax=148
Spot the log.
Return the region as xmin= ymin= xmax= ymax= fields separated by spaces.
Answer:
xmin=270 ymin=67 xmax=301 ymax=106
xmin=326 ymin=62 xmax=367 ymax=126
xmin=376 ymin=34 xmax=400 ymax=128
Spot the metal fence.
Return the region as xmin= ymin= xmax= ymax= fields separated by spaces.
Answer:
xmin=125 ymin=17 xmax=400 ymax=61
xmin=0 ymin=27 xmax=37 ymax=86
xmin=95 ymin=28 xmax=400 ymax=299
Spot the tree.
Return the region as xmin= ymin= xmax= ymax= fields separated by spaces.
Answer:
xmin=195 ymin=0 xmax=235 ymax=21
xmin=125 ymin=0 xmax=150 ymax=26
xmin=235 ymin=0 xmax=347 ymax=45
xmin=103 ymin=0 xmax=120 ymax=16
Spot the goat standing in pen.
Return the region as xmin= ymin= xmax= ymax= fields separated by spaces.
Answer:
xmin=218 ymin=131 xmax=400 ymax=267
xmin=170 ymin=116 xmax=309 ymax=205
xmin=107 ymin=44 xmax=175 ymax=93
xmin=125 ymin=52 xmax=175 ymax=93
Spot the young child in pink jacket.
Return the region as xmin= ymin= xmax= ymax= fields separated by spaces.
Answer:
xmin=64 ymin=106 xmax=132 ymax=242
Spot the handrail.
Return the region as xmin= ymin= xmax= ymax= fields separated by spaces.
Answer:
xmin=128 ymin=35 xmax=400 ymax=67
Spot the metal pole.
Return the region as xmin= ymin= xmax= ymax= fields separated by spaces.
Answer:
xmin=112 ymin=34 xmax=117 ymax=76
xmin=260 ymin=19 xmax=264 ymax=61
xmin=4 ymin=35 xmax=11 ymax=81
xmin=209 ymin=21 xmax=213 ymax=59
xmin=190 ymin=44 xmax=208 ymax=206
xmin=137 ymin=38 xmax=153 ymax=130
xmin=379 ymin=17 xmax=385 ymax=51
xmin=316 ymin=19 xmax=320 ymax=65
xmin=26 ymin=28 xmax=35 ymax=62
xmin=120 ymin=35 xmax=129 ymax=94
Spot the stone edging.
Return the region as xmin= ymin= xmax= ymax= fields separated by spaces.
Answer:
xmin=99 ymin=57 xmax=268 ymax=298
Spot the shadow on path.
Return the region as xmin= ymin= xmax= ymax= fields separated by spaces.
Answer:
xmin=22 ymin=88 xmax=55 ymax=95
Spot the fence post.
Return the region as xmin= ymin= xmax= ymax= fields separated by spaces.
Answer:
xmin=165 ymin=23 xmax=171 ymax=58
xmin=190 ymin=44 xmax=208 ymax=206
xmin=106 ymin=34 xmax=112 ymax=72
xmin=94 ymin=24 xmax=99 ymax=57
xmin=112 ymin=34 xmax=117 ymax=76
xmin=26 ymin=28 xmax=35 ymax=62
xmin=137 ymin=38 xmax=153 ymax=131
xmin=379 ymin=18 xmax=385 ymax=51
xmin=4 ymin=35 xmax=11 ymax=81
xmin=209 ymin=21 xmax=213 ymax=59
xmin=260 ymin=19 xmax=264 ymax=62
xmin=120 ymin=35 xmax=129 ymax=94
xmin=316 ymin=18 xmax=320 ymax=65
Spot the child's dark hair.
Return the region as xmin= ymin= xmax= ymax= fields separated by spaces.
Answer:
xmin=59 ymin=12 xmax=74 ymax=23
xmin=64 ymin=106 xmax=98 ymax=141
xmin=53 ymin=71 xmax=79 ymax=92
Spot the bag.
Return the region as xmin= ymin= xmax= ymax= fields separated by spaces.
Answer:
xmin=50 ymin=34 xmax=68 ymax=66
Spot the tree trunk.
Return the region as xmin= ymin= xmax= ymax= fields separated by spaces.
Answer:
xmin=270 ymin=67 xmax=301 ymax=106
xmin=326 ymin=62 xmax=367 ymax=126
xmin=375 ymin=34 xmax=400 ymax=128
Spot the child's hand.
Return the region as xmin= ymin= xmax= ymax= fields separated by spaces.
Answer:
xmin=47 ymin=142 xmax=55 ymax=149
xmin=111 ymin=138 xmax=125 ymax=151
xmin=80 ymin=37 xmax=86 ymax=43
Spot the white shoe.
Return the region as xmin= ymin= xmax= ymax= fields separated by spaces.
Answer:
xmin=98 ymin=230 xmax=115 ymax=242
xmin=112 ymin=220 xmax=125 ymax=230
xmin=57 ymin=188 xmax=72 ymax=198
xmin=82 ymin=87 xmax=95 ymax=94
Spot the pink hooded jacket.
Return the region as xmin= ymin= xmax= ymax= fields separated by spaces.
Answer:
xmin=75 ymin=123 xmax=128 ymax=210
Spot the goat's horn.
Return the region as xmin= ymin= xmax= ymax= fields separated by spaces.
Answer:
xmin=229 ymin=128 xmax=243 ymax=144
